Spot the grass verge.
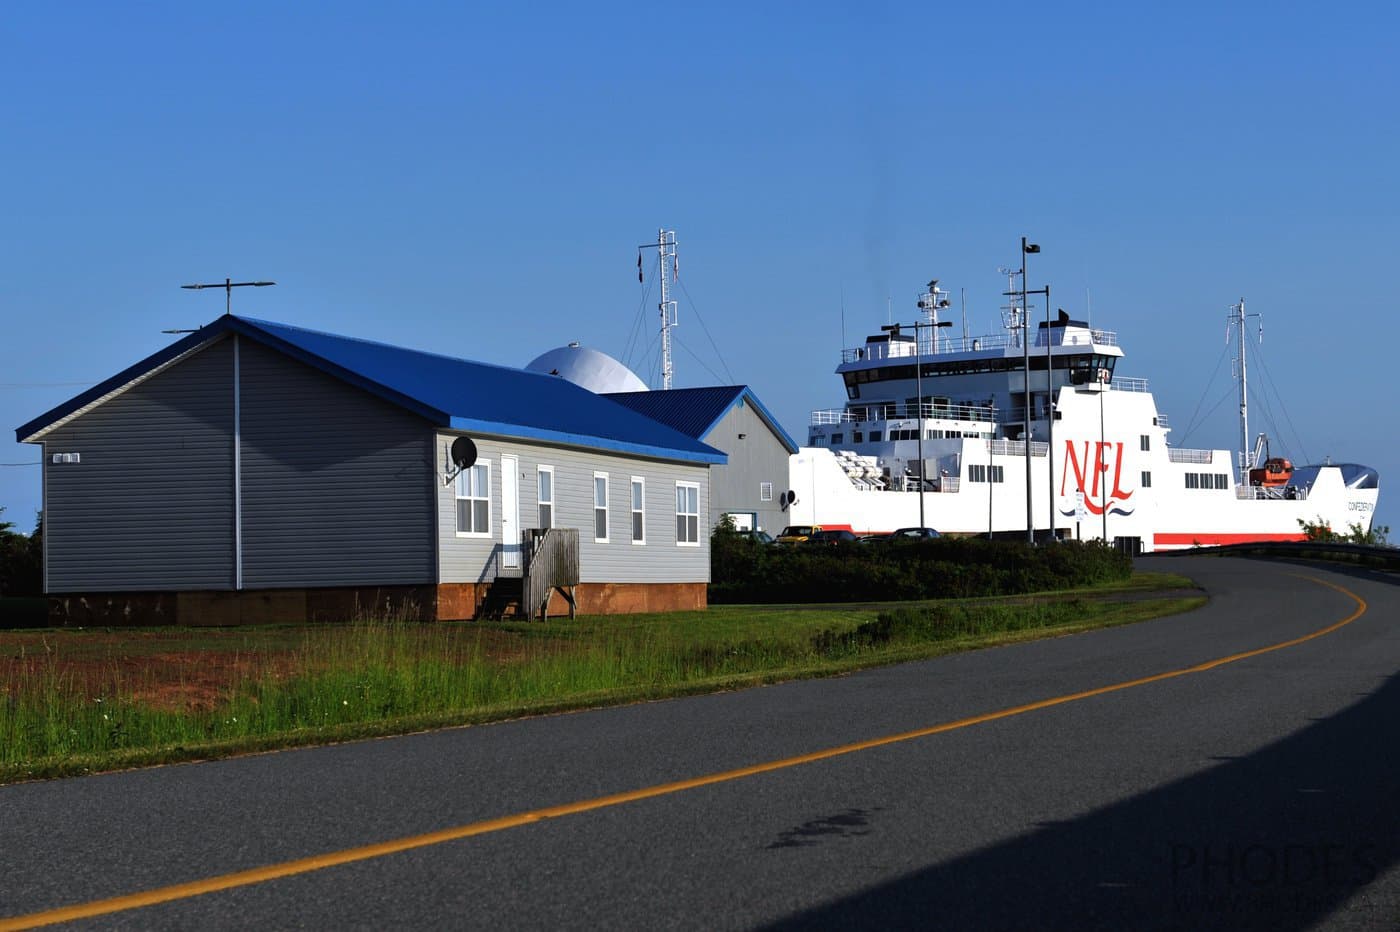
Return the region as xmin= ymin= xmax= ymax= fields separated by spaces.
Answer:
xmin=0 ymin=574 xmax=1203 ymax=783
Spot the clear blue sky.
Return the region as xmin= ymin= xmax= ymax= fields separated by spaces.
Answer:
xmin=4 ymin=2 xmax=1398 ymax=534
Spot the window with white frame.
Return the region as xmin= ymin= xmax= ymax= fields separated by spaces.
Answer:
xmin=537 ymin=466 xmax=554 ymax=529
xmin=676 ymin=482 xmax=700 ymax=545
xmin=631 ymin=477 xmax=645 ymax=544
xmin=760 ymin=481 xmax=773 ymax=502
xmin=594 ymin=473 xmax=609 ymax=542
xmin=455 ymin=462 xmax=491 ymax=535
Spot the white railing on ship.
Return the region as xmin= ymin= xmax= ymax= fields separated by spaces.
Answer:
xmin=986 ymin=439 xmax=1049 ymax=457
xmin=1235 ymin=485 xmax=1309 ymax=501
xmin=1109 ymin=377 xmax=1149 ymax=393
xmin=1168 ymin=448 xmax=1214 ymax=464
xmin=839 ymin=328 xmax=1118 ymax=363
xmin=811 ymin=401 xmax=997 ymax=425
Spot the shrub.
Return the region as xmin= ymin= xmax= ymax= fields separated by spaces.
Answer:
xmin=710 ymin=535 xmax=1129 ymax=604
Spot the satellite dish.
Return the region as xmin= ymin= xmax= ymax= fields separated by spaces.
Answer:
xmin=450 ymin=436 xmax=477 ymax=470
xmin=784 ymin=490 xmax=798 ymax=506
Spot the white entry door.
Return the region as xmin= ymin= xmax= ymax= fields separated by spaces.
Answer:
xmin=501 ymin=455 xmax=521 ymax=569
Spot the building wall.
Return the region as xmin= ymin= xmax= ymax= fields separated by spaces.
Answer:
xmin=435 ymin=434 xmax=711 ymax=586
xmin=702 ymin=400 xmax=794 ymax=535
xmin=238 ymin=337 xmax=437 ymax=588
xmin=41 ymin=338 xmax=237 ymax=592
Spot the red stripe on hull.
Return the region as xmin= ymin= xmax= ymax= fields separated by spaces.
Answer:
xmin=1153 ymin=532 xmax=1307 ymax=547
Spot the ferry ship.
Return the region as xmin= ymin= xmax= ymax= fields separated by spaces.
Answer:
xmin=789 ymin=281 xmax=1379 ymax=552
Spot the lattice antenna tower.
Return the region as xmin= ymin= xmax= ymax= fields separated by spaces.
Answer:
xmin=638 ymin=229 xmax=679 ymax=390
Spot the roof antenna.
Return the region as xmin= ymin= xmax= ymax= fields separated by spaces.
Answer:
xmin=180 ymin=277 xmax=276 ymax=317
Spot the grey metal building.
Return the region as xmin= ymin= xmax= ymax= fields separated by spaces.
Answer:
xmin=16 ymin=315 xmax=724 ymax=624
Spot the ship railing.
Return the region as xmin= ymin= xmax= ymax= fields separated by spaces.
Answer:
xmin=839 ymin=328 xmax=1119 ymax=363
xmin=1235 ymin=485 xmax=1309 ymax=501
xmin=1155 ymin=413 xmax=1170 ymax=428
xmin=810 ymin=402 xmax=997 ymax=426
xmin=1168 ymin=448 xmax=1215 ymax=464
xmin=986 ymin=439 xmax=1049 ymax=457
xmin=1109 ymin=377 xmax=1149 ymax=393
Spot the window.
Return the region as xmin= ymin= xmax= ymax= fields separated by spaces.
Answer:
xmin=1140 ymin=434 xmax=1150 ymax=452
xmin=594 ymin=473 xmax=609 ymax=542
xmin=1186 ymin=473 xmax=1200 ymax=489
xmin=969 ymin=465 xmax=1004 ymax=484
xmin=830 ymin=433 xmax=844 ymax=445
xmin=1215 ymin=473 xmax=1230 ymax=489
xmin=853 ymin=431 xmax=864 ymax=443
xmin=760 ymin=482 xmax=773 ymax=502
xmin=455 ymin=463 xmax=491 ymax=535
xmin=631 ymin=477 xmax=645 ymax=544
xmin=537 ymin=466 xmax=554 ymax=529
xmin=868 ymin=431 xmax=882 ymax=442
xmin=676 ymin=482 xmax=700 ymax=545
xmin=1141 ymin=471 xmax=1152 ymax=488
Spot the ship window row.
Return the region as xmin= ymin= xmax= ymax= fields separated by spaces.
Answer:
xmin=1185 ymin=472 xmax=1230 ymax=490
xmin=968 ymin=464 xmax=1006 ymax=483
xmin=811 ymin=428 xmax=995 ymax=446
xmin=843 ymin=353 xmax=1118 ymax=388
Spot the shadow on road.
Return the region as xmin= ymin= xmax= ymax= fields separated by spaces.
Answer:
xmin=766 ymin=666 xmax=1400 ymax=930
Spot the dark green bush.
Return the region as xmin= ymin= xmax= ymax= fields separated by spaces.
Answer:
xmin=710 ymin=534 xmax=1129 ymax=604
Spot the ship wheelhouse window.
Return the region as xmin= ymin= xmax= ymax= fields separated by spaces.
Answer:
xmin=868 ymin=431 xmax=882 ymax=442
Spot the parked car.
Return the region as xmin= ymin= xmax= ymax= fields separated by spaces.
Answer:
xmin=858 ymin=533 xmax=891 ymax=544
xmin=775 ymin=525 xmax=821 ymax=544
xmin=807 ymin=529 xmax=859 ymax=546
xmin=888 ymin=527 xmax=941 ymax=541
xmin=735 ymin=529 xmax=775 ymax=545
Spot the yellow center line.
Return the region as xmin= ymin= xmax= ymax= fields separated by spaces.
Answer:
xmin=0 ymin=573 xmax=1367 ymax=931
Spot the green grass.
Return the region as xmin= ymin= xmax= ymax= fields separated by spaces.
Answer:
xmin=0 ymin=576 xmax=1203 ymax=783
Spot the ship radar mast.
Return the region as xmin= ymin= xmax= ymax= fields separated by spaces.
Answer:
xmin=638 ymin=229 xmax=680 ymax=389
xmin=916 ymin=279 xmax=952 ymax=354
xmin=998 ymin=266 xmax=1024 ymax=347
xmin=1227 ymin=298 xmax=1262 ymax=484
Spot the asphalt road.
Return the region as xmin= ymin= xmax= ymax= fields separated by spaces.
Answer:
xmin=3 ymin=555 xmax=1399 ymax=930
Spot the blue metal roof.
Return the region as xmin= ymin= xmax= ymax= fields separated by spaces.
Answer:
xmin=606 ymin=385 xmax=800 ymax=454
xmin=17 ymin=315 xmax=726 ymax=464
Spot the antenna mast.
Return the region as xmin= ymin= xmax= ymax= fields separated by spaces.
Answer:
xmin=1228 ymin=297 xmax=1261 ymax=482
xmin=639 ymin=229 xmax=679 ymax=390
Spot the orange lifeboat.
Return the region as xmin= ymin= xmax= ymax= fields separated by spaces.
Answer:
xmin=1248 ymin=457 xmax=1294 ymax=487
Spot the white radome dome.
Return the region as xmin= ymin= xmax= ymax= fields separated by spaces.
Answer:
xmin=525 ymin=343 xmax=648 ymax=393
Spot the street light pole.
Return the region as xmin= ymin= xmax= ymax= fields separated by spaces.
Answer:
xmin=1025 ymin=284 xmax=1053 ymax=540
xmin=1020 ymin=237 xmax=1040 ymax=545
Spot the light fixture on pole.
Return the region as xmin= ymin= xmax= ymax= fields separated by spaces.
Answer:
xmin=1020 ymin=237 xmax=1040 ymax=545
xmin=180 ymin=278 xmax=276 ymax=316
xmin=1025 ymin=283 xmax=1052 ymax=540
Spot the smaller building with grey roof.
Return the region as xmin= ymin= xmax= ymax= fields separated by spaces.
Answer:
xmin=606 ymin=386 xmax=799 ymax=536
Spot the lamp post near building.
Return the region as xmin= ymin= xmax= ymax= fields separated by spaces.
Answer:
xmin=1019 ymin=238 xmax=1039 ymax=544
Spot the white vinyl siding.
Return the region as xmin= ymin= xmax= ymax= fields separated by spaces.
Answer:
xmin=631 ymin=477 xmax=646 ymax=544
xmin=456 ymin=462 xmax=491 ymax=535
xmin=537 ymin=465 xmax=554 ymax=529
xmin=594 ymin=472 xmax=609 ymax=542
xmin=676 ymin=482 xmax=700 ymax=545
